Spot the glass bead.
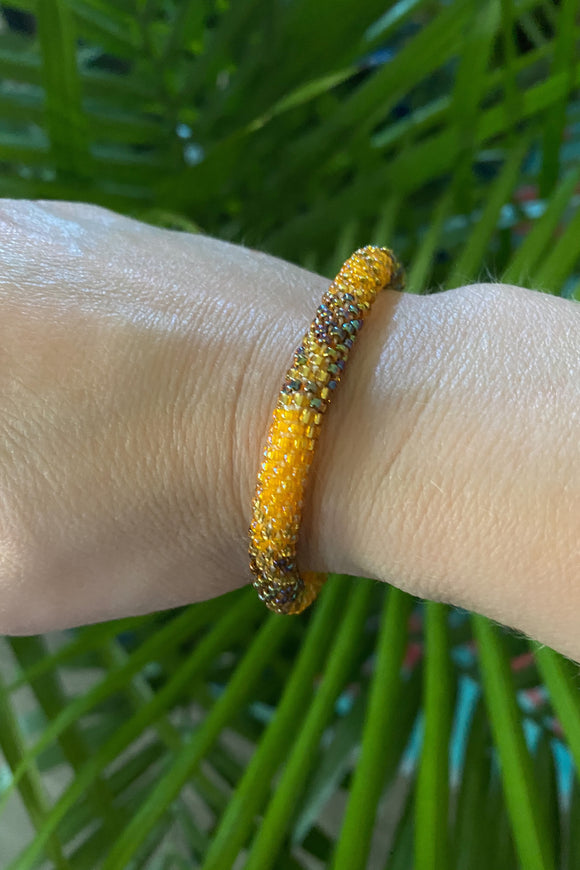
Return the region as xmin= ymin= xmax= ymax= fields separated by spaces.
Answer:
xmin=250 ymin=245 xmax=403 ymax=615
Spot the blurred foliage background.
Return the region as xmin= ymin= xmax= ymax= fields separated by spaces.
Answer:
xmin=0 ymin=0 xmax=579 ymax=868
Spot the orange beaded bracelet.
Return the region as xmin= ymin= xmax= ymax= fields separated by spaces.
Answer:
xmin=249 ymin=246 xmax=404 ymax=614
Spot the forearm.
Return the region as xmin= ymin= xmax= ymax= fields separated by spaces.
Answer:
xmin=0 ymin=201 xmax=577 ymax=661
xmin=0 ymin=206 xmax=329 ymax=631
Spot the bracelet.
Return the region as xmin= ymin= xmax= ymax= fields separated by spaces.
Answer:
xmin=249 ymin=246 xmax=404 ymax=614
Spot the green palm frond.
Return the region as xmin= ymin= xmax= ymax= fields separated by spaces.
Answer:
xmin=0 ymin=1 xmax=579 ymax=867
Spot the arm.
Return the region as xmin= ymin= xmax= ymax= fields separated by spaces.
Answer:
xmin=0 ymin=201 xmax=577 ymax=659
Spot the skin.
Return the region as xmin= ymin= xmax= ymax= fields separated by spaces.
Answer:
xmin=0 ymin=200 xmax=578 ymax=659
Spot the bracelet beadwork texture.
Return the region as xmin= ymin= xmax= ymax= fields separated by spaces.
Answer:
xmin=249 ymin=246 xmax=404 ymax=614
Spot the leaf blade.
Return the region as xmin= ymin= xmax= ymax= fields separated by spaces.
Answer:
xmin=36 ymin=0 xmax=92 ymax=179
xmin=472 ymin=616 xmax=556 ymax=870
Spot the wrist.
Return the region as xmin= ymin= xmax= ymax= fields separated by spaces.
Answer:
xmin=320 ymin=281 xmax=580 ymax=659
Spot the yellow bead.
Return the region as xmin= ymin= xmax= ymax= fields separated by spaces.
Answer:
xmin=250 ymin=245 xmax=404 ymax=615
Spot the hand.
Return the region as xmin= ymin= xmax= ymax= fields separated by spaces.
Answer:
xmin=0 ymin=201 xmax=578 ymax=662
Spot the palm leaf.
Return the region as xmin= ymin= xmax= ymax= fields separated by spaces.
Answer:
xmin=414 ymin=602 xmax=453 ymax=870
xmin=473 ymin=616 xmax=556 ymax=870
xmin=330 ymin=588 xmax=414 ymax=869
xmin=201 ymin=575 xmax=349 ymax=869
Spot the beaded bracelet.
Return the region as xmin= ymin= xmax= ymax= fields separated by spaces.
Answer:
xmin=249 ymin=246 xmax=404 ymax=614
